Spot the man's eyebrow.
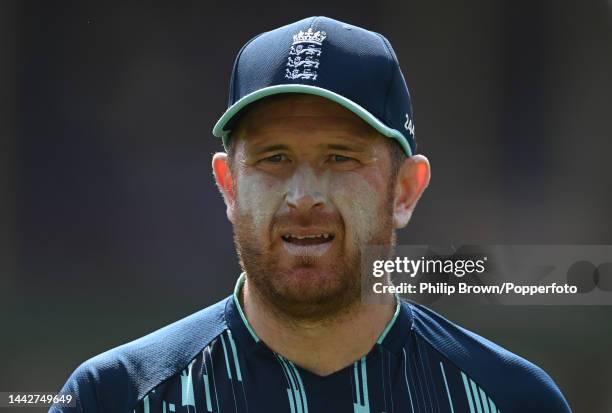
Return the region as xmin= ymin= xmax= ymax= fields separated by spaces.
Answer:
xmin=325 ymin=143 xmax=367 ymax=152
xmin=252 ymin=144 xmax=291 ymax=154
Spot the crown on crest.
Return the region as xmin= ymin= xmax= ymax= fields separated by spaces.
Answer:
xmin=292 ymin=28 xmax=327 ymax=45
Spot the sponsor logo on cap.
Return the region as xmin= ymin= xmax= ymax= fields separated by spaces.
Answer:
xmin=405 ymin=114 xmax=415 ymax=137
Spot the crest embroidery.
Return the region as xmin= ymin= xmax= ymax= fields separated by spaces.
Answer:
xmin=285 ymin=28 xmax=327 ymax=81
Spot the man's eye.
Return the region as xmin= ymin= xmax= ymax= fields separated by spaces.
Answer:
xmin=331 ymin=154 xmax=353 ymax=163
xmin=264 ymin=154 xmax=287 ymax=163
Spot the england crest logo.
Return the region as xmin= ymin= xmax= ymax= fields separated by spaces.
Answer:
xmin=285 ymin=28 xmax=327 ymax=81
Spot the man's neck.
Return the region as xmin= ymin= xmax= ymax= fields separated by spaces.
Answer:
xmin=240 ymin=275 xmax=397 ymax=377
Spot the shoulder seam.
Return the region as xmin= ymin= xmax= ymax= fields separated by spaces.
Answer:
xmin=133 ymin=327 xmax=228 ymax=409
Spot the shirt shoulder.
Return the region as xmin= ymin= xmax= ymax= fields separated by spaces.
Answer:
xmin=51 ymin=296 xmax=230 ymax=413
xmin=406 ymin=300 xmax=572 ymax=413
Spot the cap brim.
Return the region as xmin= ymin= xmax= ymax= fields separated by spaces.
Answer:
xmin=212 ymin=84 xmax=412 ymax=156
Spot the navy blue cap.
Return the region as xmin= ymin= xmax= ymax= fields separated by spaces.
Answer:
xmin=212 ymin=16 xmax=416 ymax=156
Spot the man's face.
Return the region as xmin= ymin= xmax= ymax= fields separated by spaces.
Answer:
xmin=226 ymin=94 xmax=398 ymax=320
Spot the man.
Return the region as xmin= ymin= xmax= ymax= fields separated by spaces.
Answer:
xmin=53 ymin=16 xmax=572 ymax=413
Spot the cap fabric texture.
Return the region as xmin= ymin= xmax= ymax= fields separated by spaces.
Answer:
xmin=212 ymin=16 xmax=416 ymax=156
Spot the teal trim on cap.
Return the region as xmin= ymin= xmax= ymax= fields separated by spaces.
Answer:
xmin=212 ymin=84 xmax=413 ymax=156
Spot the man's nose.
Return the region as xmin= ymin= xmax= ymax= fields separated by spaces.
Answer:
xmin=285 ymin=164 xmax=327 ymax=214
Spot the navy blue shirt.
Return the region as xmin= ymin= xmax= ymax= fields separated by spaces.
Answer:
xmin=52 ymin=274 xmax=571 ymax=412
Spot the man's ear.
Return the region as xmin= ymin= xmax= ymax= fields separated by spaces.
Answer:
xmin=212 ymin=152 xmax=236 ymax=223
xmin=393 ymin=154 xmax=431 ymax=229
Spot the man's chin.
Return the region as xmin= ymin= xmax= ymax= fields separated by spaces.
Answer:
xmin=281 ymin=265 xmax=334 ymax=281
xmin=275 ymin=265 xmax=341 ymax=292
xmin=262 ymin=267 xmax=361 ymax=320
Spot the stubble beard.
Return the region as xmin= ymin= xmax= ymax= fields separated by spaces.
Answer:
xmin=232 ymin=186 xmax=396 ymax=324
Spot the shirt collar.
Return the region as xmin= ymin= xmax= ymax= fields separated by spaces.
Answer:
xmin=224 ymin=272 xmax=413 ymax=355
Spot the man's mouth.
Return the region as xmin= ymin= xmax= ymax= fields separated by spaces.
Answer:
xmin=281 ymin=233 xmax=335 ymax=246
